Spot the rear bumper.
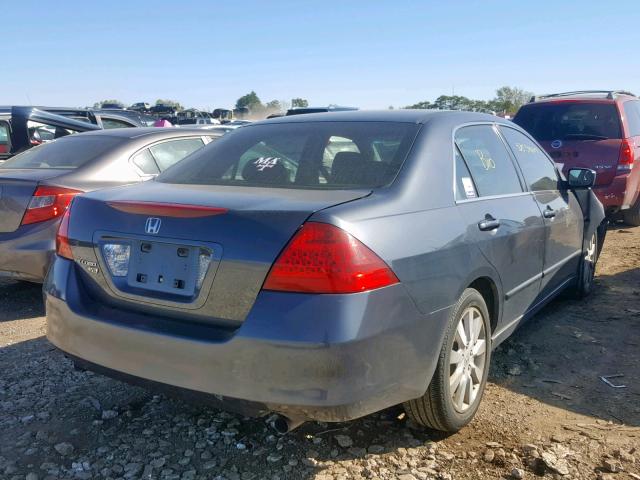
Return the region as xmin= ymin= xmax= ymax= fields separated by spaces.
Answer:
xmin=45 ymin=257 xmax=451 ymax=422
xmin=0 ymin=218 xmax=59 ymax=282
xmin=592 ymin=172 xmax=640 ymax=214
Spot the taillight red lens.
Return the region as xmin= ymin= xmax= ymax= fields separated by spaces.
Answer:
xmin=618 ymin=139 xmax=634 ymax=173
xmin=56 ymin=206 xmax=73 ymax=260
xmin=21 ymin=186 xmax=82 ymax=225
xmin=263 ymin=222 xmax=399 ymax=294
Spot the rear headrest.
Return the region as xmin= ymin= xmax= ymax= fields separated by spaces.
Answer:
xmin=242 ymin=157 xmax=290 ymax=184
xmin=332 ymin=151 xmax=388 ymax=186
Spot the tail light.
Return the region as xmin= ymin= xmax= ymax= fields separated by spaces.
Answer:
xmin=56 ymin=206 xmax=73 ymax=260
xmin=21 ymin=186 xmax=82 ymax=225
xmin=617 ymin=139 xmax=634 ymax=174
xmin=263 ymin=222 xmax=399 ymax=294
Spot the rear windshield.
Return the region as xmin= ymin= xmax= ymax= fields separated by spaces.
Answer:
xmin=514 ymin=102 xmax=622 ymax=141
xmin=0 ymin=135 xmax=123 ymax=169
xmin=158 ymin=121 xmax=420 ymax=189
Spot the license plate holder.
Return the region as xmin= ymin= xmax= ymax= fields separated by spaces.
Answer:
xmin=127 ymin=240 xmax=200 ymax=297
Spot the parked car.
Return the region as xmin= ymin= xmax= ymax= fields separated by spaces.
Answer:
xmin=0 ymin=107 xmax=101 ymax=162
xmin=0 ymin=128 xmax=221 ymax=282
xmin=514 ymin=90 xmax=640 ymax=225
xmin=45 ymin=111 xmax=605 ymax=433
xmin=130 ymin=102 xmax=152 ymax=113
xmin=285 ymin=105 xmax=358 ymax=116
xmin=150 ymin=104 xmax=178 ymax=117
xmin=99 ymin=103 xmax=124 ymax=109
xmin=94 ymin=109 xmax=157 ymax=128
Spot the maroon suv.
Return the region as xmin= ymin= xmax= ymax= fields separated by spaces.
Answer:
xmin=514 ymin=91 xmax=640 ymax=225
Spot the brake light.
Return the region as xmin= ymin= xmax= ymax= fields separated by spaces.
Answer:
xmin=617 ymin=139 xmax=634 ymax=173
xmin=56 ymin=206 xmax=73 ymax=260
xmin=263 ymin=222 xmax=399 ymax=294
xmin=107 ymin=201 xmax=228 ymax=218
xmin=21 ymin=186 xmax=82 ymax=225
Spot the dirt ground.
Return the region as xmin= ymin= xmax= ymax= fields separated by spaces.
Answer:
xmin=0 ymin=226 xmax=638 ymax=480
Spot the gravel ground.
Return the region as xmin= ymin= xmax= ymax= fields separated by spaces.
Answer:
xmin=1 ymin=226 xmax=639 ymax=480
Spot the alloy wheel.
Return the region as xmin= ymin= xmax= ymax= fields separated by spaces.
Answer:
xmin=449 ymin=306 xmax=487 ymax=413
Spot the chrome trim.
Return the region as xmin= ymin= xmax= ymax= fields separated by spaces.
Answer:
xmin=542 ymin=250 xmax=582 ymax=277
xmin=492 ymin=275 xmax=575 ymax=342
xmin=505 ymin=272 xmax=543 ymax=299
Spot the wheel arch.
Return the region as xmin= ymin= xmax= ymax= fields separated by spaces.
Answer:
xmin=467 ymin=276 xmax=500 ymax=334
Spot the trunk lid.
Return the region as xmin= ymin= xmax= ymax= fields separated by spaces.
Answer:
xmin=0 ymin=169 xmax=70 ymax=232
xmin=68 ymin=181 xmax=370 ymax=325
xmin=539 ymin=139 xmax=622 ymax=186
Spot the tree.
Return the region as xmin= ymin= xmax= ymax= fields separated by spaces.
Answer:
xmin=155 ymin=99 xmax=183 ymax=111
xmin=93 ymin=99 xmax=124 ymax=109
xmin=291 ymin=98 xmax=309 ymax=108
xmin=265 ymin=100 xmax=282 ymax=111
xmin=235 ymin=91 xmax=263 ymax=111
xmin=491 ymin=86 xmax=533 ymax=115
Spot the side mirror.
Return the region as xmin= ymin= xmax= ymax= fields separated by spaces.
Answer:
xmin=567 ymin=168 xmax=596 ymax=189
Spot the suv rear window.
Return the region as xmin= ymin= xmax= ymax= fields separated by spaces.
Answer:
xmin=515 ymin=102 xmax=622 ymax=141
xmin=0 ymin=135 xmax=123 ymax=169
xmin=158 ymin=122 xmax=420 ymax=189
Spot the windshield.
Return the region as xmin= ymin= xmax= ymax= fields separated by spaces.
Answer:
xmin=0 ymin=135 xmax=124 ymax=169
xmin=158 ymin=121 xmax=420 ymax=189
xmin=514 ymin=102 xmax=622 ymax=141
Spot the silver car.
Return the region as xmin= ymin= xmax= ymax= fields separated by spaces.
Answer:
xmin=0 ymin=128 xmax=221 ymax=282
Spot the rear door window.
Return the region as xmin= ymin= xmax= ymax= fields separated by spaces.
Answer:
xmin=454 ymin=125 xmax=523 ymax=197
xmin=148 ymin=138 xmax=204 ymax=171
xmin=515 ymin=102 xmax=622 ymax=141
xmin=455 ymin=147 xmax=478 ymax=200
xmin=131 ymin=149 xmax=160 ymax=175
xmin=499 ymin=127 xmax=559 ymax=191
xmin=623 ymin=100 xmax=640 ymax=137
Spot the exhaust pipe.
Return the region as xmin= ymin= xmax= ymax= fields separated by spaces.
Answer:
xmin=270 ymin=414 xmax=305 ymax=434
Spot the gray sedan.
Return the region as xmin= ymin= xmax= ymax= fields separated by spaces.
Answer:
xmin=0 ymin=128 xmax=221 ymax=282
xmin=45 ymin=111 xmax=605 ymax=432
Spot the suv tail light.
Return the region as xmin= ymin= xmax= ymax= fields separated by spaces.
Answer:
xmin=21 ymin=186 xmax=82 ymax=225
xmin=56 ymin=206 xmax=73 ymax=260
xmin=263 ymin=222 xmax=399 ymax=294
xmin=617 ymin=139 xmax=634 ymax=174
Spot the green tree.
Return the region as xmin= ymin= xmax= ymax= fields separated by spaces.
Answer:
xmin=491 ymin=86 xmax=533 ymax=114
xmin=236 ymin=91 xmax=263 ymax=110
xmin=291 ymin=98 xmax=309 ymax=108
xmin=93 ymin=99 xmax=124 ymax=109
xmin=265 ymin=100 xmax=282 ymax=111
xmin=155 ymin=99 xmax=183 ymax=111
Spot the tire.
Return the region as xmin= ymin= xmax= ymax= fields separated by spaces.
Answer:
xmin=570 ymin=230 xmax=598 ymax=298
xmin=404 ymin=288 xmax=491 ymax=432
xmin=622 ymin=200 xmax=640 ymax=227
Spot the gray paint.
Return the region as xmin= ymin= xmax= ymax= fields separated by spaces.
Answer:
xmin=45 ymin=110 xmax=604 ymax=422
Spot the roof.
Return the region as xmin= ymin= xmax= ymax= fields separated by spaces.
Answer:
xmin=527 ymin=90 xmax=637 ymax=104
xmin=259 ymin=109 xmax=502 ymax=125
xmin=73 ymin=127 xmax=219 ymax=139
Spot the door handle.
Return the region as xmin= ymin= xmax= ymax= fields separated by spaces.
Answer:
xmin=543 ymin=208 xmax=556 ymax=219
xmin=478 ymin=215 xmax=500 ymax=231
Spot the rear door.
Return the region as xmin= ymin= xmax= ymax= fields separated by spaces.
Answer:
xmin=454 ymin=124 xmax=545 ymax=329
xmin=514 ymin=102 xmax=622 ymax=186
xmin=499 ymin=126 xmax=583 ymax=298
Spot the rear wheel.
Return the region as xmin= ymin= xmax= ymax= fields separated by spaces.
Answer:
xmin=404 ymin=288 xmax=491 ymax=432
xmin=622 ymin=200 xmax=640 ymax=227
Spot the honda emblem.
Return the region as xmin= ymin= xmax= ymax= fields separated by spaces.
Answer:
xmin=145 ymin=217 xmax=162 ymax=235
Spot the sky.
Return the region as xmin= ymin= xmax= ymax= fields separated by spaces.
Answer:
xmin=2 ymin=1 xmax=640 ymax=110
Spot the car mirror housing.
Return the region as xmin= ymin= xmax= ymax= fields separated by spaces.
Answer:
xmin=567 ymin=168 xmax=596 ymax=189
